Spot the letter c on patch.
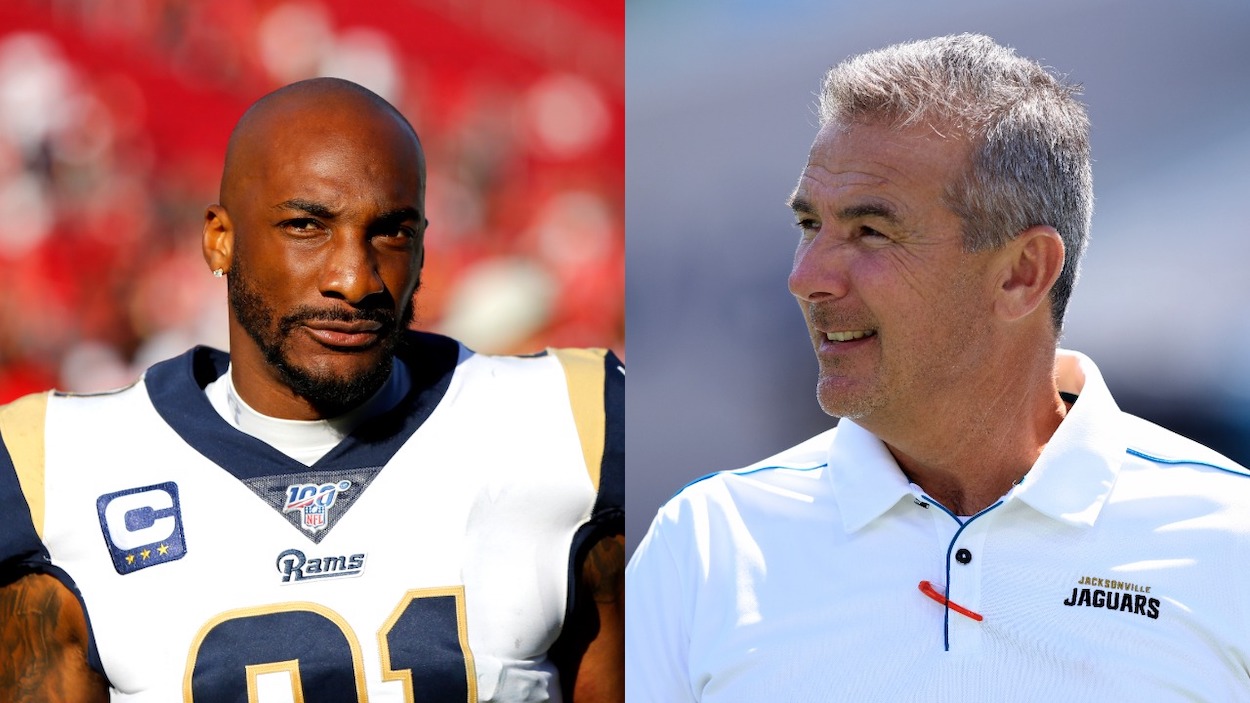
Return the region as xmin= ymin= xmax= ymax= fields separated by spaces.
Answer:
xmin=96 ymin=481 xmax=187 ymax=574
xmin=104 ymin=487 xmax=176 ymax=550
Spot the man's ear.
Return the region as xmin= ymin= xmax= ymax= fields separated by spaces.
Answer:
xmin=416 ymin=217 xmax=428 ymax=272
xmin=992 ymin=225 xmax=1065 ymax=323
xmin=203 ymin=204 xmax=234 ymax=275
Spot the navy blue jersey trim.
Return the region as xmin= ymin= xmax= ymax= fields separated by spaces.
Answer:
xmin=147 ymin=331 xmax=461 ymax=481
xmin=1125 ymin=448 xmax=1250 ymax=477
xmin=0 ymin=438 xmax=45 ymax=574
xmin=595 ymin=350 xmax=624 ymax=518
xmin=550 ymin=350 xmax=624 ymax=700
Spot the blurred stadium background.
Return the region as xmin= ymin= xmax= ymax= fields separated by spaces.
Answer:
xmin=0 ymin=0 xmax=623 ymax=402
xmin=626 ymin=0 xmax=1250 ymax=553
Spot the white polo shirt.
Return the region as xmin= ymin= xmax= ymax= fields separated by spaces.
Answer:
xmin=626 ymin=350 xmax=1250 ymax=701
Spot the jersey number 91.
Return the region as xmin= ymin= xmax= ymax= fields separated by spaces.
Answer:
xmin=183 ymin=588 xmax=475 ymax=702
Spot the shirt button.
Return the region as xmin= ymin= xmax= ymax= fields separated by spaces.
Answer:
xmin=955 ymin=548 xmax=972 ymax=564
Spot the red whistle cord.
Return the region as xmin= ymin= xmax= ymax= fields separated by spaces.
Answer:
xmin=918 ymin=580 xmax=984 ymax=622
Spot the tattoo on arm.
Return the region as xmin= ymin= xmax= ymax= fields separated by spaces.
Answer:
xmin=570 ymin=533 xmax=625 ymax=702
xmin=1 ymin=575 xmax=63 ymax=700
xmin=551 ymin=532 xmax=626 ymax=702
xmin=582 ymin=533 xmax=625 ymax=604
xmin=0 ymin=573 xmax=108 ymax=703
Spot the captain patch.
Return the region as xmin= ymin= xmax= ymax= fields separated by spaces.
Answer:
xmin=97 ymin=482 xmax=187 ymax=574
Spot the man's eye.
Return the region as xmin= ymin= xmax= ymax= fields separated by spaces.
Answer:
xmin=859 ymin=226 xmax=888 ymax=239
xmin=374 ymin=226 xmax=415 ymax=241
xmin=372 ymin=227 xmax=418 ymax=250
xmin=795 ymin=218 xmax=819 ymax=233
xmin=283 ymin=219 xmax=323 ymax=233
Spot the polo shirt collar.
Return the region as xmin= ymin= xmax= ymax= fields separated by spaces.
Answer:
xmin=1011 ymin=349 xmax=1126 ymax=527
xmin=825 ymin=349 xmax=1127 ymax=533
xmin=826 ymin=418 xmax=915 ymax=533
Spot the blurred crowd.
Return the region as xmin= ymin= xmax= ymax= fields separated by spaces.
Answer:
xmin=0 ymin=0 xmax=623 ymax=402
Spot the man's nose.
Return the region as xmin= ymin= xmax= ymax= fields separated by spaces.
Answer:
xmin=320 ymin=231 xmax=386 ymax=304
xmin=788 ymin=231 xmax=852 ymax=303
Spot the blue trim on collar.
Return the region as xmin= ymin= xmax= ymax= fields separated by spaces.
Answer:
xmin=146 ymin=331 xmax=461 ymax=480
xmin=1124 ymin=448 xmax=1250 ymax=478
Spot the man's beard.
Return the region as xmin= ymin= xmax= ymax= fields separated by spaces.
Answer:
xmin=228 ymin=259 xmax=415 ymax=417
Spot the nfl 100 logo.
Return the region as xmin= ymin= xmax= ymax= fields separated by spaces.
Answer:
xmin=283 ymin=480 xmax=351 ymax=534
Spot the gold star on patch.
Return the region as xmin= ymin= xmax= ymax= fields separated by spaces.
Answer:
xmin=157 ymin=544 xmax=169 ymax=556
xmin=140 ymin=549 xmax=151 ymax=560
xmin=126 ymin=554 xmax=135 ymax=565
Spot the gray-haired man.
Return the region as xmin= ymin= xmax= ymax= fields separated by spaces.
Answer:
xmin=626 ymin=34 xmax=1250 ymax=701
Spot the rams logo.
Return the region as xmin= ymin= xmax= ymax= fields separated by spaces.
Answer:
xmin=283 ymin=480 xmax=351 ymax=534
xmin=275 ymin=548 xmax=366 ymax=583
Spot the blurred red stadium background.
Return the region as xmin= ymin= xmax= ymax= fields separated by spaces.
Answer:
xmin=0 ymin=0 xmax=623 ymax=402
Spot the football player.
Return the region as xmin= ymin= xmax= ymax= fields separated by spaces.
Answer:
xmin=0 ymin=77 xmax=623 ymax=702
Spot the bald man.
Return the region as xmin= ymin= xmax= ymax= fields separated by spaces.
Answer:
xmin=0 ymin=78 xmax=624 ymax=702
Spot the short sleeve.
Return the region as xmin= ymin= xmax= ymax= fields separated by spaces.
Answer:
xmin=625 ymin=511 xmax=699 ymax=703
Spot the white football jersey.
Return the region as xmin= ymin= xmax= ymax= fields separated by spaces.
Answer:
xmin=0 ymin=332 xmax=624 ymax=702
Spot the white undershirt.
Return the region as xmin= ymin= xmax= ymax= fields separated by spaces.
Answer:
xmin=204 ymin=362 xmax=411 ymax=466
